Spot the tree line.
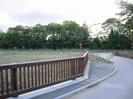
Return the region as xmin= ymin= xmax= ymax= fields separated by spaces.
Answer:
xmin=0 ymin=21 xmax=90 ymax=49
xmin=0 ymin=0 xmax=132 ymax=50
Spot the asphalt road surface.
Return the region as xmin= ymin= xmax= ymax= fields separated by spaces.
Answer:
xmin=66 ymin=55 xmax=133 ymax=99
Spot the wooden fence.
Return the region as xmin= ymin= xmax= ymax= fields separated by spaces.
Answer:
xmin=0 ymin=51 xmax=88 ymax=98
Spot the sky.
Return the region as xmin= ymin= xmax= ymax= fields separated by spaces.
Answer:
xmin=0 ymin=0 xmax=132 ymax=32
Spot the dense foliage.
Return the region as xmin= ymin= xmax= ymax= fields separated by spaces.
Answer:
xmin=0 ymin=19 xmax=132 ymax=50
xmin=0 ymin=21 xmax=91 ymax=49
xmin=0 ymin=1 xmax=132 ymax=50
xmin=117 ymin=0 xmax=133 ymax=49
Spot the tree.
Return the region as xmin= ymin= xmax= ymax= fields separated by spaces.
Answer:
xmin=78 ymin=23 xmax=90 ymax=48
xmin=0 ymin=32 xmax=6 ymax=48
xmin=7 ymin=25 xmax=47 ymax=49
xmin=108 ymin=29 xmax=131 ymax=49
xmin=61 ymin=21 xmax=90 ymax=48
xmin=31 ymin=24 xmax=47 ymax=48
xmin=61 ymin=21 xmax=79 ymax=48
xmin=91 ymin=37 xmax=101 ymax=49
xmin=99 ymin=36 xmax=110 ymax=49
xmin=117 ymin=0 xmax=133 ymax=49
xmin=45 ymin=23 xmax=62 ymax=49
xmin=7 ymin=25 xmax=29 ymax=49
xmin=0 ymin=21 xmax=91 ymax=49
xmin=102 ymin=18 xmax=123 ymax=34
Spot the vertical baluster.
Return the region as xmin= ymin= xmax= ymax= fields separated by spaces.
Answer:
xmin=63 ymin=62 xmax=64 ymax=79
xmin=68 ymin=61 xmax=70 ymax=77
xmin=35 ymin=65 xmax=37 ymax=86
xmin=67 ymin=61 xmax=69 ymax=78
xmin=59 ymin=62 xmax=61 ymax=80
xmin=52 ymin=63 xmax=54 ymax=82
xmin=60 ymin=62 xmax=63 ymax=80
xmin=77 ymin=59 xmax=79 ymax=74
xmin=38 ymin=65 xmax=41 ymax=86
xmin=82 ymin=58 xmax=84 ymax=73
xmin=81 ymin=58 xmax=84 ymax=73
xmin=23 ymin=66 xmax=26 ymax=89
xmin=63 ymin=61 xmax=65 ymax=79
xmin=79 ymin=59 xmax=81 ymax=74
xmin=71 ymin=59 xmax=75 ymax=77
xmin=76 ymin=59 xmax=78 ymax=75
xmin=48 ymin=64 xmax=50 ymax=84
xmin=50 ymin=63 xmax=53 ymax=83
xmin=60 ymin=62 xmax=62 ymax=80
xmin=66 ymin=61 xmax=69 ymax=78
xmin=64 ymin=61 xmax=66 ymax=79
xmin=70 ymin=60 xmax=72 ymax=77
xmin=27 ymin=66 xmax=30 ymax=88
xmin=58 ymin=62 xmax=60 ymax=80
xmin=51 ymin=63 xmax=53 ymax=83
xmin=75 ymin=60 xmax=77 ymax=75
xmin=11 ymin=67 xmax=17 ymax=92
xmin=6 ymin=69 xmax=9 ymax=94
xmin=19 ymin=67 xmax=22 ymax=90
xmin=73 ymin=60 xmax=75 ymax=76
xmin=53 ymin=62 xmax=56 ymax=82
xmin=44 ymin=64 xmax=47 ymax=84
xmin=31 ymin=65 xmax=34 ymax=87
xmin=0 ymin=69 xmax=4 ymax=95
xmin=41 ymin=64 xmax=44 ymax=85
xmin=67 ymin=61 xmax=69 ymax=77
xmin=55 ymin=62 xmax=57 ymax=81
xmin=68 ymin=61 xmax=72 ymax=77
xmin=80 ymin=58 xmax=82 ymax=73
xmin=78 ymin=59 xmax=80 ymax=74
xmin=80 ymin=58 xmax=82 ymax=74
xmin=56 ymin=62 xmax=58 ymax=81
xmin=48 ymin=63 xmax=54 ymax=82
xmin=51 ymin=63 xmax=53 ymax=82
xmin=69 ymin=61 xmax=71 ymax=76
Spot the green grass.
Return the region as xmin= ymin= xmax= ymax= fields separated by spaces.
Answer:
xmin=0 ymin=49 xmax=87 ymax=65
xmin=0 ymin=49 xmax=117 ymax=65
xmin=88 ymin=53 xmax=112 ymax=63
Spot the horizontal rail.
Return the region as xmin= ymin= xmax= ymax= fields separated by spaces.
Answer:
xmin=0 ymin=51 xmax=88 ymax=98
xmin=0 ymin=57 xmax=82 ymax=68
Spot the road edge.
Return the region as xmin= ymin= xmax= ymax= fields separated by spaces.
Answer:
xmin=55 ymin=63 xmax=118 ymax=99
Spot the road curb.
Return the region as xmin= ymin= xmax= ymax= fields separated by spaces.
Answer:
xmin=55 ymin=63 xmax=118 ymax=99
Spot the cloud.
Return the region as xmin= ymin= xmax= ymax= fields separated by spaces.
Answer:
xmin=1 ymin=0 xmax=132 ymax=32
xmin=11 ymin=12 xmax=65 ymax=25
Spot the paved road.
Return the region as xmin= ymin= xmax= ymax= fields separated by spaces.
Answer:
xmin=66 ymin=56 xmax=133 ymax=99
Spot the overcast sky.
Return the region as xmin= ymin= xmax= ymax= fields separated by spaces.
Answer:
xmin=0 ymin=0 xmax=132 ymax=32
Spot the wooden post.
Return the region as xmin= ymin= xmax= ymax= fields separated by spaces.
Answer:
xmin=11 ymin=68 xmax=17 ymax=91
xmin=71 ymin=59 xmax=76 ymax=80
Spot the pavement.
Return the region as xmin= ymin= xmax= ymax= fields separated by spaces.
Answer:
xmin=66 ymin=55 xmax=133 ymax=99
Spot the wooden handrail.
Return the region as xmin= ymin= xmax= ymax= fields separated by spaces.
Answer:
xmin=0 ymin=51 xmax=88 ymax=98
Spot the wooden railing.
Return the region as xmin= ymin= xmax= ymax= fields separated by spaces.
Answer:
xmin=0 ymin=51 xmax=88 ymax=98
